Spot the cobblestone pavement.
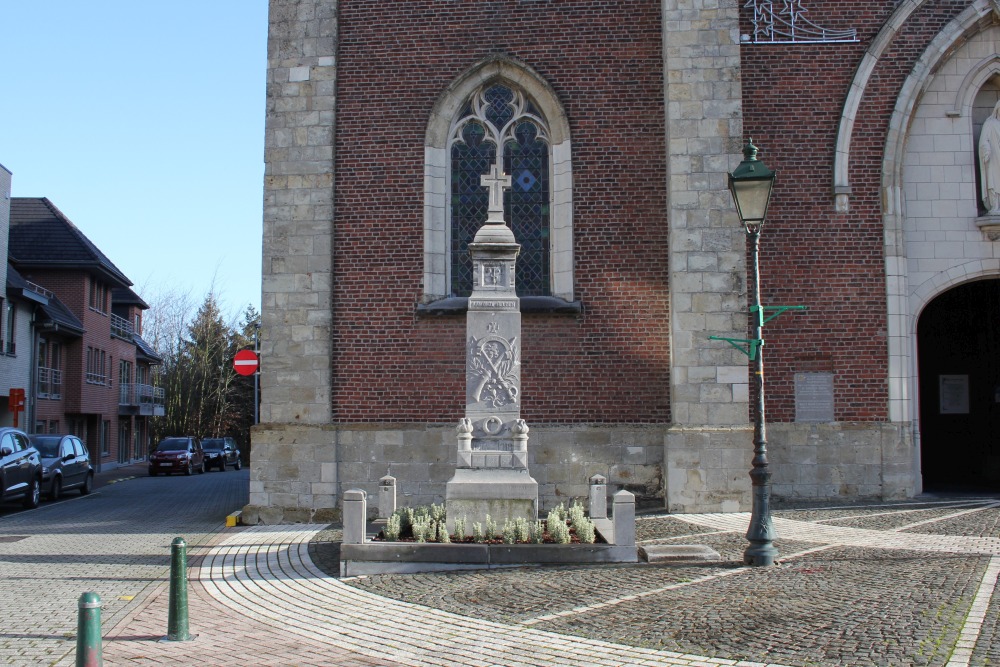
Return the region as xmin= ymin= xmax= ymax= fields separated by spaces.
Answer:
xmin=9 ymin=481 xmax=1000 ymax=666
xmin=0 ymin=463 xmax=253 ymax=666
xmin=329 ymin=497 xmax=1000 ymax=667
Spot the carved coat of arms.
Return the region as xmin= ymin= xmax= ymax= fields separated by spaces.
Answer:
xmin=468 ymin=334 xmax=520 ymax=408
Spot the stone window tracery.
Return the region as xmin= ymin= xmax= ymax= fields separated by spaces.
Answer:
xmin=449 ymin=84 xmax=550 ymax=297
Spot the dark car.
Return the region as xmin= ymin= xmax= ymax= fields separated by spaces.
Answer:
xmin=149 ymin=437 xmax=205 ymax=476
xmin=0 ymin=427 xmax=42 ymax=508
xmin=28 ymin=434 xmax=94 ymax=500
xmin=202 ymin=437 xmax=241 ymax=472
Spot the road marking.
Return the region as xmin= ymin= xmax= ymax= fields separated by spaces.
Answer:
xmin=946 ymin=556 xmax=1000 ymax=667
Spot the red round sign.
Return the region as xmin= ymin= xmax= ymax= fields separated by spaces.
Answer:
xmin=233 ymin=349 xmax=259 ymax=376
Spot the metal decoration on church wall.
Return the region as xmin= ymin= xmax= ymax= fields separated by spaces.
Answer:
xmin=744 ymin=0 xmax=857 ymax=44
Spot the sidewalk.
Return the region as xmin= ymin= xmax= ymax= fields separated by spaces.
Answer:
xmin=93 ymin=461 xmax=149 ymax=488
xmin=72 ymin=493 xmax=1000 ymax=666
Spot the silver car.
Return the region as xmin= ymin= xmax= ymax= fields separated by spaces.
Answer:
xmin=28 ymin=434 xmax=94 ymax=500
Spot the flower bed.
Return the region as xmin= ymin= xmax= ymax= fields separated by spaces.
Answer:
xmin=374 ymin=501 xmax=602 ymax=545
xmin=339 ymin=494 xmax=638 ymax=576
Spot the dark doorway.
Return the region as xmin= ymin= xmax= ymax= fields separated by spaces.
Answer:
xmin=918 ymin=279 xmax=1000 ymax=491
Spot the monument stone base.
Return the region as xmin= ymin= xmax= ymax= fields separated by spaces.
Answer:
xmin=445 ymin=467 xmax=538 ymax=532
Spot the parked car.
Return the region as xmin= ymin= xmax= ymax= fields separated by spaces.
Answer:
xmin=149 ymin=437 xmax=205 ymax=476
xmin=0 ymin=427 xmax=41 ymax=508
xmin=202 ymin=437 xmax=241 ymax=472
xmin=28 ymin=434 xmax=94 ymax=500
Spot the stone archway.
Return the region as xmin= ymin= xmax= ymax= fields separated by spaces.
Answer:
xmin=878 ymin=9 xmax=1000 ymax=495
xmin=917 ymin=279 xmax=1000 ymax=490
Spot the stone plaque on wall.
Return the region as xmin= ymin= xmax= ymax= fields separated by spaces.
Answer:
xmin=794 ymin=372 xmax=834 ymax=422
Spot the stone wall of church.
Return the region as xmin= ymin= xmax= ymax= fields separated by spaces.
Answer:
xmin=242 ymin=420 xmax=913 ymax=523
xmin=249 ymin=0 xmax=963 ymax=522
xmin=737 ymin=1 xmax=969 ymax=424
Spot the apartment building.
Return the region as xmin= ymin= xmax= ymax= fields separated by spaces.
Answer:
xmin=8 ymin=197 xmax=163 ymax=471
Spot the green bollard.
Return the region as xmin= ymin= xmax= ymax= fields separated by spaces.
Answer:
xmin=166 ymin=537 xmax=193 ymax=641
xmin=76 ymin=592 xmax=102 ymax=667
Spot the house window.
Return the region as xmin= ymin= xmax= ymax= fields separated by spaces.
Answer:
xmin=5 ymin=302 xmax=15 ymax=355
xmin=101 ymin=420 xmax=110 ymax=456
xmin=37 ymin=340 xmax=62 ymax=400
xmin=423 ymin=60 xmax=574 ymax=304
xmin=450 ymin=84 xmax=550 ymax=297
xmin=86 ymin=347 xmax=109 ymax=384
xmin=89 ymin=277 xmax=108 ymax=314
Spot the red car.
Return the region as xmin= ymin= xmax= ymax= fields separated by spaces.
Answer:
xmin=149 ymin=437 xmax=205 ymax=476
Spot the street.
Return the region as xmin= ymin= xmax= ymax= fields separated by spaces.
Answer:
xmin=0 ymin=465 xmax=247 ymax=665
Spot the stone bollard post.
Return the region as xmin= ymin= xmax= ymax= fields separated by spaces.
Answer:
xmin=76 ymin=592 xmax=102 ymax=667
xmin=166 ymin=537 xmax=193 ymax=641
xmin=612 ymin=490 xmax=635 ymax=547
xmin=589 ymin=474 xmax=607 ymax=519
xmin=343 ymin=489 xmax=368 ymax=544
xmin=378 ymin=475 xmax=396 ymax=519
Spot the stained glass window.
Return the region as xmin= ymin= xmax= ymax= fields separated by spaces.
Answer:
xmin=450 ymin=84 xmax=550 ymax=297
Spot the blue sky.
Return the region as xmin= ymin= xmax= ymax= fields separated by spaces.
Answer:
xmin=1 ymin=1 xmax=268 ymax=318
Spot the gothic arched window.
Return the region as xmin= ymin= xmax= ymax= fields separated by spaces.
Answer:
xmin=422 ymin=61 xmax=574 ymax=308
xmin=450 ymin=84 xmax=550 ymax=297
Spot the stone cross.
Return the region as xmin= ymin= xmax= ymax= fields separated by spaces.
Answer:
xmin=481 ymin=163 xmax=511 ymax=223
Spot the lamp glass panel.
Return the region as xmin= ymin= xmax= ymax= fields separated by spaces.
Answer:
xmin=731 ymin=178 xmax=772 ymax=222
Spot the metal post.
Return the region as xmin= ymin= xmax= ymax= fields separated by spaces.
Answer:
xmin=743 ymin=226 xmax=778 ymax=566
xmin=166 ymin=537 xmax=193 ymax=641
xmin=76 ymin=592 xmax=102 ymax=667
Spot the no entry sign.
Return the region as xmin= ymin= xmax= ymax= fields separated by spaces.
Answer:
xmin=233 ymin=349 xmax=259 ymax=376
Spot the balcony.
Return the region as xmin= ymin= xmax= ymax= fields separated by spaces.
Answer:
xmin=111 ymin=313 xmax=133 ymax=340
xmin=119 ymin=382 xmax=165 ymax=417
xmin=37 ymin=367 xmax=62 ymax=399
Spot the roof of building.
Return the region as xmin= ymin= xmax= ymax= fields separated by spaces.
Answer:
xmin=7 ymin=264 xmax=85 ymax=337
xmin=133 ymin=333 xmax=162 ymax=364
xmin=112 ymin=286 xmax=150 ymax=310
xmin=8 ymin=197 xmax=132 ymax=287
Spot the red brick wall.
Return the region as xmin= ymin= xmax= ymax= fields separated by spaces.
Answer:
xmin=332 ymin=0 xmax=669 ymax=422
xmin=25 ymin=269 xmax=139 ymax=460
xmin=738 ymin=1 xmax=967 ymax=422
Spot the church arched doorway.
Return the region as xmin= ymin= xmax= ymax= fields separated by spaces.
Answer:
xmin=918 ymin=279 xmax=1000 ymax=491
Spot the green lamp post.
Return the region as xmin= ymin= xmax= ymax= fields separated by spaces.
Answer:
xmin=728 ymin=138 xmax=778 ymax=567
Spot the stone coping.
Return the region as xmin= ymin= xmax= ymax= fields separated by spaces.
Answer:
xmin=340 ymin=540 xmax=638 ymax=576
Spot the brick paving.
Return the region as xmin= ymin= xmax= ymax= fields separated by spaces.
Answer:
xmin=5 ymin=473 xmax=1000 ymax=666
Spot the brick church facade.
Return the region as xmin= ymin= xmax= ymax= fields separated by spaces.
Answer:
xmin=246 ymin=0 xmax=1000 ymax=522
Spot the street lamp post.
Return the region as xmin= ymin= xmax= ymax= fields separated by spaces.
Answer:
xmin=728 ymin=138 xmax=778 ymax=567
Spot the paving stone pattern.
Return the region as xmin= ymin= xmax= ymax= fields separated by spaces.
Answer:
xmin=532 ymin=546 xmax=980 ymax=666
xmin=0 ymin=465 xmax=247 ymax=666
xmin=6 ymin=478 xmax=1000 ymax=666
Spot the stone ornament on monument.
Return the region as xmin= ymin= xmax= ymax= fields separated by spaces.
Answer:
xmin=446 ymin=162 xmax=539 ymax=530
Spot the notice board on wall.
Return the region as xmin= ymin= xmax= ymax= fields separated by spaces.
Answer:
xmin=939 ymin=374 xmax=969 ymax=414
xmin=794 ymin=372 xmax=834 ymax=423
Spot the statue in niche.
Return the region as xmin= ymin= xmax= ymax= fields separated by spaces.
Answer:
xmin=979 ymin=100 xmax=1000 ymax=215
